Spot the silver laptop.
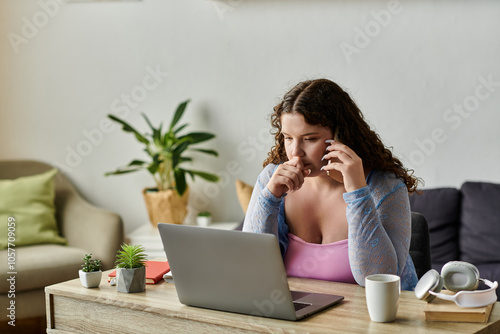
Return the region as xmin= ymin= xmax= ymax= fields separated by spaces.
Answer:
xmin=158 ymin=223 xmax=344 ymax=321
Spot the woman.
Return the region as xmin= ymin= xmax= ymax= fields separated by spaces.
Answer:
xmin=243 ymin=78 xmax=420 ymax=290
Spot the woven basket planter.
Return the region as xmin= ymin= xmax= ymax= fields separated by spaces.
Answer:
xmin=142 ymin=188 xmax=189 ymax=227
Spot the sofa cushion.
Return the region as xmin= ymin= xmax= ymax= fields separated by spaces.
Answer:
xmin=460 ymin=182 xmax=500 ymax=265
xmin=0 ymin=288 xmax=47 ymax=319
xmin=236 ymin=179 xmax=253 ymax=215
xmin=475 ymin=263 xmax=500 ymax=301
xmin=409 ymin=188 xmax=461 ymax=266
xmin=0 ymin=168 xmax=67 ymax=249
xmin=409 ymin=212 xmax=432 ymax=279
xmin=0 ymin=244 xmax=87 ymax=293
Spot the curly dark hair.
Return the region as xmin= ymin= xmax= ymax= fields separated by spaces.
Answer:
xmin=263 ymin=78 xmax=420 ymax=192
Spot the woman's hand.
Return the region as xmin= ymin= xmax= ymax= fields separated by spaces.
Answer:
xmin=321 ymin=140 xmax=367 ymax=193
xmin=267 ymin=156 xmax=311 ymax=198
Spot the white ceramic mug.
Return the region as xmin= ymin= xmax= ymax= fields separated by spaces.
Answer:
xmin=365 ymin=274 xmax=401 ymax=322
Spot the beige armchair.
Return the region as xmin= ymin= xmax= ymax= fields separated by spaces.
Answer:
xmin=0 ymin=160 xmax=124 ymax=330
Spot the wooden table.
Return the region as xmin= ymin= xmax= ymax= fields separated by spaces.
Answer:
xmin=45 ymin=272 xmax=500 ymax=333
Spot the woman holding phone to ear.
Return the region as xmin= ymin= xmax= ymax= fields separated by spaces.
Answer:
xmin=243 ymin=78 xmax=420 ymax=290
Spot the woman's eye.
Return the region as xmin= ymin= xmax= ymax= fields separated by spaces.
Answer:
xmin=284 ymin=137 xmax=292 ymax=141
xmin=305 ymin=138 xmax=318 ymax=141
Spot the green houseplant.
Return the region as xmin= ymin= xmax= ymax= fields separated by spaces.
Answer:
xmin=115 ymin=243 xmax=148 ymax=293
xmin=79 ymin=253 xmax=102 ymax=288
xmin=106 ymin=99 xmax=220 ymax=226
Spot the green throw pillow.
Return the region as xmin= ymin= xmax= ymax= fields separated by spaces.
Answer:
xmin=0 ymin=168 xmax=67 ymax=249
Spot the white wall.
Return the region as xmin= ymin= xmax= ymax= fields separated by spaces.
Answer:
xmin=1 ymin=0 xmax=499 ymax=233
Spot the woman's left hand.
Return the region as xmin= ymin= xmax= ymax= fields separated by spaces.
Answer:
xmin=321 ymin=140 xmax=367 ymax=193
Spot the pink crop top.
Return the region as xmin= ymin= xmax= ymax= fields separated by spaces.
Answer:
xmin=283 ymin=233 xmax=356 ymax=284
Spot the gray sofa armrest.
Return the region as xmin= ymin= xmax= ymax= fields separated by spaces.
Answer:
xmin=55 ymin=177 xmax=124 ymax=270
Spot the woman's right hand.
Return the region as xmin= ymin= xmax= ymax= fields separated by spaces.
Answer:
xmin=266 ymin=157 xmax=311 ymax=198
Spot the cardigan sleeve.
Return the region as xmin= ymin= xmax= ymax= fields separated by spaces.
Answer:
xmin=343 ymin=172 xmax=417 ymax=289
xmin=242 ymin=164 xmax=282 ymax=238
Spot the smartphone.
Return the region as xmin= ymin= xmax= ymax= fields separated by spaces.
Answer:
xmin=327 ymin=129 xmax=344 ymax=184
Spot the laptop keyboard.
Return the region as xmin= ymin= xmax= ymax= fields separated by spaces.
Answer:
xmin=291 ymin=291 xmax=312 ymax=312
xmin=293 ymin=302 xmax=311 ymax=311
xmin=291 ymin=291 xmax=311 ymax=299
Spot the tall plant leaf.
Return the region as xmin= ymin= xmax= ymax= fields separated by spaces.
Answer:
xmin=163 ymin=131 xmax=174 ymax=149
xmin=174 ymin=169 xmax=187 ymax=196
xmin=141 ymin=113 xmax=162 ymax=145
xmin=173 ymin=123 xmax=189 ymax=134
xmin=147 ymin=161 xmax=160 ymax=175
xmin=190 ymin=148 xmax=219 ymax=157
xmin=183 ymin=169 xmax=195 ymax=181
xmin=105 ymin=168 xmax=142 ymax=176
xmin=183 ymin=169 xmax=220 ymax=182
xmin=128 ymin=160 xmax=146 ymax=166
xmin=146 ymin=153 xmax=161 ymax=174
xmin=169 ymin=99 xmax=190 ymax=131
xmin=171 ymin=142 xmax=190 ymax=168
xmin=108 ymin=115 xmax=149 ymax=145
xmin=178 ymin=132 xmax=215 ymax=145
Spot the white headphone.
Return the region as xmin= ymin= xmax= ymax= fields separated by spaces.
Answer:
xmin=414 ymin=261 xmax=498 ymax=308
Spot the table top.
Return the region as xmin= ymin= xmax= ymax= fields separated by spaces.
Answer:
xmin=46 ymin=271 xmax=500 ymax=333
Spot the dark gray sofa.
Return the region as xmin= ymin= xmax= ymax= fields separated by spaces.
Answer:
xmin=409 ymin=181 xmax=500 ymax=299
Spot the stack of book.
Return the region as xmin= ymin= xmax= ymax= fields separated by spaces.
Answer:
xmin=424 ymin=297 xmax=494 ymax=323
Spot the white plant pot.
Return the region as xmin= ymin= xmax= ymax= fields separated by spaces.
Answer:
xmin=79 ymin=270 xmax=102 ymax=288
xmin=196 ymin=216 xmax=212 ymax=227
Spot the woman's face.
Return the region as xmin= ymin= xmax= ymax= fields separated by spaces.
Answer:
xmin=281 ymin=113 xmax=333 ymax=176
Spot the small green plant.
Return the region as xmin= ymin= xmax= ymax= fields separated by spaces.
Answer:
xmin=197 ymin=211 xmax=212 ymax=217
xmin=81 ymin=254 xmax=102 ymax=272
xmin=115 ymin=244 xmax=147 ymax=269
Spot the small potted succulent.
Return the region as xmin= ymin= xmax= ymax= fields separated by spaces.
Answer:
xmin=79 ymin=253 xmax=102 ymax=288
xmin=115 ymin=243 xmax=148 ymax=293
xmin=196 ymin=211 xmax=212 ymax=227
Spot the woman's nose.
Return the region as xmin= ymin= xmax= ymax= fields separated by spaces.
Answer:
xmin=291 ymin=142 xmax=305 ymax=157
